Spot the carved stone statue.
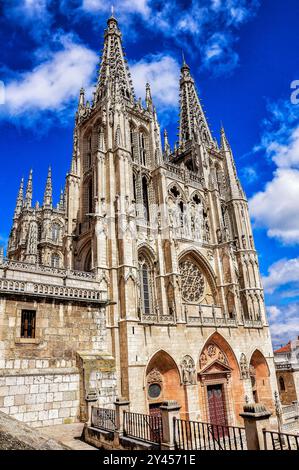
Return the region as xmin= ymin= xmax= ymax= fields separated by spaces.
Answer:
xmin=240 ymin=353 xmax=250 ymax=379
xmin=181 ymin=355 xmax=196 ymax=385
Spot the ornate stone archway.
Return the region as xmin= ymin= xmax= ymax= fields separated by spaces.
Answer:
xmin=198 ymin=333 xmax=245 ymax=426
xmin=249 ymin=350 xmax=273 ymax=411
xmin=145 ymin=351 xmax=187 ymax=418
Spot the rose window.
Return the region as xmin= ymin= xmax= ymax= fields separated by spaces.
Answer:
xmin=179 ymin=259 xmax=205 ymax=302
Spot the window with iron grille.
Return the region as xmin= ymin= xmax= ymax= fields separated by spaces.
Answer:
xmin=21 ymin=310 xmax=36 ymax=339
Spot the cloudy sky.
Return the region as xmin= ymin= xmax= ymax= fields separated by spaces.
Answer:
xmin=0 ymin=0 xmax=299 ymax=348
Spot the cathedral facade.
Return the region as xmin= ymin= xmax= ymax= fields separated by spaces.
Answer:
xmin=0 ymin=15 xmax=277 ymax=427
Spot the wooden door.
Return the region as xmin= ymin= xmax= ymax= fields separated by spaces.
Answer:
xmin=207 ymin=384 xmax=227 ymax=427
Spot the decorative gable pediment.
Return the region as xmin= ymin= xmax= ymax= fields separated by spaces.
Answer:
xmin=199 ymin=359 xmax=232 ymax=376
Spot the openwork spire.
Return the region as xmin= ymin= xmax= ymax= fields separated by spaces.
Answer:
xmin=24 ymin=169 xmax=33 ymax=209
xmin=95 ymin=15 xmax=135 ymax=104
xmin=43 ymin=167 xmax=53 ymax=207
xmin=220 ymin=126 xmax=243 ymax=199
xmin=14 ymin=177 xmax=24 ymax=218
xmin=179 ymin=59 xmax=212 ymax=147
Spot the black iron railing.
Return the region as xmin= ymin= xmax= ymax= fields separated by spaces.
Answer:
xmin=174 ymin=418 xmax=247 ymax=450
xmin=123 ymin=411 xmax=163 ymax=445
xmin=91 ymin=407 xmax=116 ymax=432
xmin=263 ymin=429 xmax=299 ymax=450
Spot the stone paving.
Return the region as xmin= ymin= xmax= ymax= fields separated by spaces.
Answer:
xmin=38 ymin=423 xmax=97 ymax=450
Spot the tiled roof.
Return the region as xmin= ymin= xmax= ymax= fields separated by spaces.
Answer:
xmin=274 ymin=342 xmax=291 ymax=354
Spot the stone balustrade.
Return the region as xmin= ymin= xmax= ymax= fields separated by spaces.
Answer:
xmin=0 ymin=278 xmax=107 ymax=303
xmin=0 ymin=258 xmax=96 ymax=280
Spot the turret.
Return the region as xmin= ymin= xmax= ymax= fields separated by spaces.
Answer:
xmin=145 ymin=83 xmax=153 ymax=112
xmin=43 ymin=167 xmax=53 ymax=208
xmin=24 ymin=169 xmax=33 ymax=209
xmin=13 ymin=177 xmax=24 ymax=219
xmin=164 ymin=129 xmax=171 ymax=157
xmin=220 ymin=127 xmax=244 ymax=200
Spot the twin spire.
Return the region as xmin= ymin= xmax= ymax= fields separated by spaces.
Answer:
xmin=13 ymin=167 xmax=65 ymax=216
xmin=95 ymin=14 xmax=135 ymax=104
xmin=178 ymin=55 xmax=213 ymax=147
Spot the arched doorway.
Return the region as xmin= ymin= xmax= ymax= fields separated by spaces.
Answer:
xmin=198 ymin=333 xmax=244 ymax=425
xmin=249 ymin=350 xmax=272 ymax=410
xmin=84 ymin=249 xmax=92 ymax=272
xmin=145 ymin=351 xmax=187 ymax=418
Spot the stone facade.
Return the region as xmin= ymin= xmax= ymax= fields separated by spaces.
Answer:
xmin=0 ymin=260 xmax=116 ymax=426
xmin=274 ymin=338 xmax=299 ymax=405
xmin=2 ymin=14 xmax=278 ymax=427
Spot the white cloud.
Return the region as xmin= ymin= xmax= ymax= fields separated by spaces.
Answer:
xmin=270 ymin=317 xmax=299 ymax=345
xmin=249 ymin=98 xmax=299 ymax=244
xmin=202 ymin=32 xmax=239 ymax=74
xmin=1 ymin=36 xmax=97 ymax=120
xmin=3 ymin=0 xmax=52 ymax=37
xmin=82 ymin=0 xmax=150 ymax=17
xmin=241 ymin=166 xmax=257 ymax=183
xmin=266 ymin=305 xmax=281 ymax=320
xmin=81 ymin=0 xmax=259 ymax=75
xmin=262 ymin=257 xmax=299 ymax=294
xmin=249 ymin=167 xmax=299 ymax=244
xmin=266 ymin=302 xmax=299 ymax=346
xmin=130 ymin=55 xmax=180 ymax=109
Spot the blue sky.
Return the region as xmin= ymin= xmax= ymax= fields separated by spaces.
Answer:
xmin=0 ymin=0 xmax=299 ymax=348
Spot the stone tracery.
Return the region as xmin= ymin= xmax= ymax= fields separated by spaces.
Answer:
xmin=179 ymin=258 xmax=205 ymax=303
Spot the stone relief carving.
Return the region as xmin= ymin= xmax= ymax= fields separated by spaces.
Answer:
xmin=240 ymin=353 xmax=249 ymax=379
xmin=181 ymin=355 xmax=196 ymax=385
xmin=199 ymin=342 xmax=228 ymax=370
xmin=147 ymin=368 xmax=163 ymax=386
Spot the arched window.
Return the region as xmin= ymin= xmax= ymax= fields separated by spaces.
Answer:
xmin=51 ymin=253 xmax=60 ymax=268
xmin=130 ymin=126 xmax=135 ymax=161
xmin=179 ymin=258 xmax=205 ymax=303
xmin=88 ymin=179 xmax=93 ymax=214
xmin=142 ymin=176 xmax=150 ymax=222
xmin=83 ymin=133 xmax=92 ymax=171
xmin=84 ymin=250 xmax=92 ymax=272
xmin=88 ymin=134 xmax=92 ymax=167
xmin=37 ymin=223 xmax=42 ymax=241
xmin=279 ymin=376 xmax=285 ymax=392
xmin=133 ymin=174 xmax=137 ymax=201
xmin=52 ymin=223 xmax=60 ymax=242
xmin=139 ymin=259 xmax=153 ymax=315
xmin=179 ymin=201 xmax=184 ymax=227
xmin=139 ymin=132 xmax=146 ymax=166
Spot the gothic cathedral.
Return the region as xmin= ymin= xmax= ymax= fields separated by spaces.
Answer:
xmin=0 ymin=15 xmax=277 ymax=427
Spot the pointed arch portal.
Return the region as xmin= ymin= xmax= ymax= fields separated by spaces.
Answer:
xmin=198 ymin=332 xmax=244 ymax=426
xmin=145 ymin=351 xmax=187 ymax=418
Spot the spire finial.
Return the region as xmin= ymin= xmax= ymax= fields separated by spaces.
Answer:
xmin=14 ymin=177 xmax=24 ymax=218
xmin=25 ymin=169 xmax=33 ymax=209
xmin=181 ymin=50 xmax=189 ymax=70
xmin=111 ymin=5 xmax=114 ymax=17
xmin=145 ymin=82 xmax=153 ymax=111
xmin=43 ymin=166 xmax=53 ymax=208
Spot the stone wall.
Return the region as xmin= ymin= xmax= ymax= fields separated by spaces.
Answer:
xmin=276 ymin=370 xmax=297 ymax=405
xmin=0 ymin=360 xmax=79 ymax=427
xmin=123 ymin=321 xmax=278 ymax=427
xmin=0 ymin=292 xmax=117 ymax=427
xmin=0 ymin=297 xmax=107 ymax=360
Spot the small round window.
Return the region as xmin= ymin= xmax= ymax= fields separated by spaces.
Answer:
xmin=148 ymin=383 xmax=162 ymax=399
